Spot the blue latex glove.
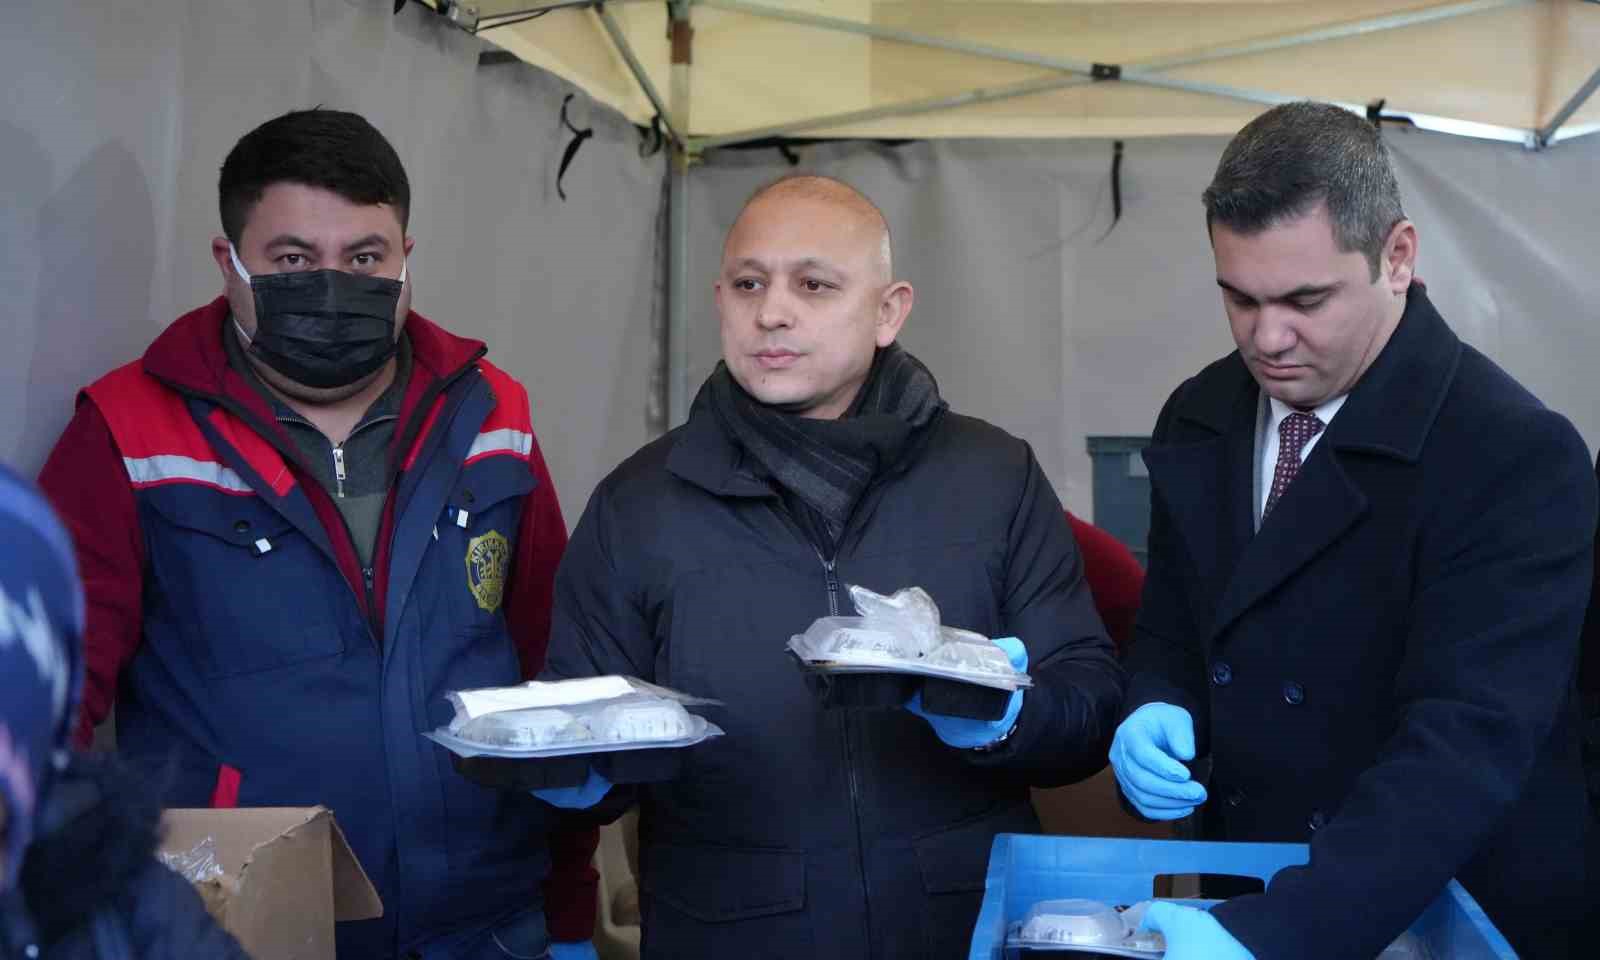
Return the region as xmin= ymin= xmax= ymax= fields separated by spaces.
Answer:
xmin=1138 ymin=902 xmax=1254 ymax=960
xmin=1109 ymin=702 xmax=1208 ymax=819
xmin=905 ymin=637 xmax=1027 ymax=749
xmin=531 ymin=767 xmax=613 ymax=809
xmin=547 ymin=941 xmax=600 ymax=960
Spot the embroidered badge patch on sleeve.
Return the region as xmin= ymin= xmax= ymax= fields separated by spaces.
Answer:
xmin=466 ymin=530 xmax=510 ymax=613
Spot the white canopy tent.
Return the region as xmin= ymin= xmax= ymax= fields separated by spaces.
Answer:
xmin=424 ymin=0 xmax=1600 ymax=424
xmin=443 ymin=0 xmax=1600 ymax=146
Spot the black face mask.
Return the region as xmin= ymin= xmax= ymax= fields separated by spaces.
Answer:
xmin=231 ymin=247 xmax=404 ymax=390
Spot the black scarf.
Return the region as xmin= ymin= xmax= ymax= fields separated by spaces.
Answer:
xmin=706 ymin=343 xmax=946 ymax=547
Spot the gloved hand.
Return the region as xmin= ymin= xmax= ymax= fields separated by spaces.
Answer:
xmin=1109 ymin=702 xmax=1207 ymax=819
xmin=905 ymin=637 xmax=1027 ymax=749
xmin=1138 ymin=902 xmax=1254 ymax=960
xmin=547 ymin=941 xmax=600 ymax=960
xmin=531 ymin=767 xmax=613 ymax=810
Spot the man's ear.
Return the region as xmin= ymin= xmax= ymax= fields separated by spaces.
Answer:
xmin=211 ymin=236 xmax=237 ymax=288
xmin=1381 ymin=219 xmax=1417 ymax=294
xmin=875 ymin=281 xmax=914 ymax=348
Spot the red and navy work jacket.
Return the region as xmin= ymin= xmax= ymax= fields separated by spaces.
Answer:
xmin=39 ymin=298 xmax=597 ymax=957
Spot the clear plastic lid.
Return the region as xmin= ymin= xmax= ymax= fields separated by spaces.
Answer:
xmin=440 ymin=690 xmax=712 ymax=753
xmin=789 ymin=616 xmax=921 ymax=662
xmin=589 ymin=699 xmax=699 ymax=743
xmin=1009 ymin=900 xmax=1166 ymax=955
xmin=449 ymin=706 xmax=590 ymax=749
xmin=1016 ymin=899 xmax=1129 ymax=945
xmin=923 ymin=637 xmax=1015 ymax=676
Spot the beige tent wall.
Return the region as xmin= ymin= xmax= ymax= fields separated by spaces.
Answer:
xmin=684 ymin=129 xmax=1600 ymax=518
xmin=0 ymin=0 xmax=665 ymax=524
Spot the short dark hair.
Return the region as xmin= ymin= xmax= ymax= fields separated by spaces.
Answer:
xmin=1203 ymin=101 xmax=1404 ymax=278
xmin=218 ymin=109 xmax=410 ymax=244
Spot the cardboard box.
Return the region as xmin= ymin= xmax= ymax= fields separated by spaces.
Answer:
xmin=160 ymin=806 xmax=382 ymax=960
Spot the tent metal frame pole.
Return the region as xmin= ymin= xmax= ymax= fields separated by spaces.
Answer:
xmin=668 ymin=154 xmax=690 ymax=427
xmin=692 ymin=75 xmax=1093 ymax=151
xmin=1119 ymin=78 xmax=1533 ymax=146
xmin=448 ymin=0 xmax=654 ymax=33
xmin=1548 ymin=121 xmax=1600 ymax=146
xmin=596 ymin=2 xmax=682 ymax=144
xmin=476 ymin=0 xmax=601 ymax=26
xmin=1535 ymin=65 xmax=1600 ymax=149
xmin=702 ymin=0 xmax=1094 ymax=78
xmin=1373 ymin=113 xmax=1532 ymax=146
xmin=666 ymin=0 xmax=694 ymax=428
xmin=699 ymin=0 xmax=1527 ymax=86
xmin=1128 ymin=0 xmax=1530 ymax=70
xmin=584 ymin=1 xmax=693 ymax=426
xmin=693 ymin=82 xmax=1534 ymax=156
xmin=690 ymin=0 xmax=1532 ymax=151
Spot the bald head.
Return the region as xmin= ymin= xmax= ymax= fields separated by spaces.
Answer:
xmin=728 ymin=175 xmax=893 ymax=283
xmin=715 ymin=173 xmax=914 ymax=419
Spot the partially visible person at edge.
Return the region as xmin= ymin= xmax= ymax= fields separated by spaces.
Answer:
xmin=37 ymin=109 xmax=598 ymax=959
xmin=1065 ymin=512 xmax=1144 ymax=656
xmin=0 ymin=463 xmax=250 ymax=959
xmin=1574 ymin=456 xmax=1600 ymax=823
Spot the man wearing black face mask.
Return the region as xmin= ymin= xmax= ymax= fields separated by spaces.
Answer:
xmin=37 ymin=109 xmax=601 ymax=960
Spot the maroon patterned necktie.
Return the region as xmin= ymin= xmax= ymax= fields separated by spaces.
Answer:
xmin=1264 ymin=411 xmax=1324 ymax=518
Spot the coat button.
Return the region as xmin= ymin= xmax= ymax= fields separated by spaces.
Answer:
xmin=1211 ymin=661 xmax=1233 ymax=686
xmin=1308 ymin=810 xmax=1328 ymax=831
xmin=1226 ymin=789 xmax=1246 ymax=808
xmin=1283 ymin=681 xmax=1305 ymax=705
xmin=233 ymin=520 xmax=251 ymax=534
xmin=462 ymin=489 xmax=476 ymax=504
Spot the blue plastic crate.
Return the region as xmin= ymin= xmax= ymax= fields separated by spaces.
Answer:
xmin=968 ymin=835 xmax=1516 ymax=959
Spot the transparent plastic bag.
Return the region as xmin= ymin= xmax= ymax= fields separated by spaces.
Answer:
xmin=788 ymin=585 xmax=1031 ymax=691
xmin=158 ymin=836 xmax=225 ymax=885
xmin=449 ymin=676 xmax=717 ymax=724
xmin=847 ymin=584 xmax=941 ymax=656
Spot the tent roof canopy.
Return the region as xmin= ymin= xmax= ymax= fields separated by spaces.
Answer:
xmin=430 ymin=0 xmax=1600 ymax=152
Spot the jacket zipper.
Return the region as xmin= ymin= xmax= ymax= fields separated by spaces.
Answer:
xmin=182 ymin=392 xmax=382 ymax=647
xmin=327 ymin=411 xmax=398 ymax=500
xmin=160 ymin=352 xmax=482 ymax=654
xmin=813 ymin=544 xmax=876 ymax=954
xmin=331 ymin=446 xmax=347 ymax=498
xmin=822 ymin=554 xmax=841 ymax=618
xmin=361 ymin=356 xmax=482 ymax=636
